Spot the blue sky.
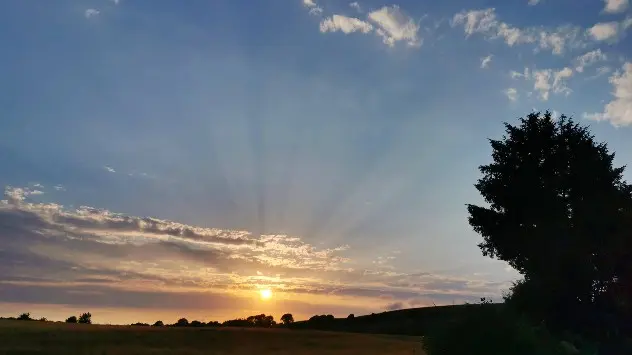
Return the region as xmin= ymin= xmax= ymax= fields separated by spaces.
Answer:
xmin=1 ymin=0 xmax=632 ymax=324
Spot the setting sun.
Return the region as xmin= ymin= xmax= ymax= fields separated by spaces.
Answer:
xmin=259 ymin=289 xmax=272 ymax=300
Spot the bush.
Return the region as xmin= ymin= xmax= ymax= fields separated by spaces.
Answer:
xmin=152 ymin=320 xmax=164 ymax=327
xmin=65 ymin=316 xmax=77 ymax=323
xmin=17 ymin=313 xmax=32 ymax=321
xmin=131 ymin=322 xmax=149 ymax=326
xmin=422 ymin=303 xmax=570 ymax=355
xmin=78 ymin=312 xmax=92 ymax=324
xmin=206 ymin=321 xmax=221 ymax=327
xmin=190 ymin=320 xmax=204 ymax=327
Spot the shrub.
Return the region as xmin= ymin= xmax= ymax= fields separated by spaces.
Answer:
xmin=78 ymin=312 xmax=92 ymax=324
xmin=190 ymin=320 xmax=204 ymax=327
xmin=422 ymin=303 xmax=569 ymax=355
xmin=152 ymin=320 xmax=164 ymax=327
xmin=65 ymin=316 xmax=77 ymax=323
xmin=17 ymin=313 xmax=32 ymax=321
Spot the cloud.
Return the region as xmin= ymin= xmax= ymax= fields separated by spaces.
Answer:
xmin=575 ymin=49 xmax=607 ymax=72
xmin=53 ymin=185 xmax=65 ymax=191
xmin=504 ymin=88 xmax=518 ymax=102
xmin=585 ymin=62 xmax=632 ymax=126
xmin=510 ymin=68 xmax=530 ymax=79
xmin=104 ymin=166 xmax=116 ymax=173
xmin=367 ymin=5 xmax=421 ymax=47
xmin=480 ymin=55 xmax=493 ymax=68
xmin=593 ymin=66 xmax=612 ymax=78
xmin=0 ymin=184 xmax=515 ymax=320
xmin=320 ymin=15 xmax=373 ymax=34
xmin=603 ymin=0 xmax=629 ymax=13
xmin=587 ymin=22 xmax=620 ymax=41
xmin=111 ymin=0 xmax=120 ymax=4
xmin=528 ymin=0 xmax=542 ymax=5
xmin=4 ymin=186 xmax=44 ymax=204
xmin=350 ymin=2 xmax=361 ymax=12
xmin=510 ymin=67 xmax=573 ymax=100
xmin=531 ymin=67 xmax=573 ymax=100
xmin=303 ymin=0 xmax=323 ymax=16
xmin=451 ymin=8 xmax=582 ymax=55
xmin=84 ymin=9 xmax=100 ymax=19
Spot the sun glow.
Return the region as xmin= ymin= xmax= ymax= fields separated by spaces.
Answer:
xmin=259 ymin=288 xmax=272 ymax=300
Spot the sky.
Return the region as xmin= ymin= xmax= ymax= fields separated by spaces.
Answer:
xmin=1 ymin=0 xmax=632 ymax=325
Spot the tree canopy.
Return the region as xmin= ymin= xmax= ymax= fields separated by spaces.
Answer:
xmin=280 ymin=313 xmax=294 ymax=325
xmin=467 ymin=112 xmax=632 ymax=340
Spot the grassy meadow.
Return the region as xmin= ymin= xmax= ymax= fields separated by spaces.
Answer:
xmin=0 ymin=320 xmax=424 ymax=355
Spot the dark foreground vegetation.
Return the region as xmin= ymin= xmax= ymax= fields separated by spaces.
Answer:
xmin=3 ymin=112 xmax=631 ymax=354
xmin=0 ymin=320 xmax=422 ymax=355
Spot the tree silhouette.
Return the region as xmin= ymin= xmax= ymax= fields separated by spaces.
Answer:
xmin=78 ymin=312 xmax=92 ymax=324
xmin=246 ymin=314 xmax=275 ymax=327
xmin=65 ymin=316 xmax=77 ymax=323
xmin=190 ymin=320 xmax=204 ymax=327
xmin=17 ymin=313 xmax=31 ymax=321
xmin=175 ymin=318 xmax=189 ymax=327
xmin=467 ymin=112 xmax=632 ymax=339
xmin=153 ymin=320 xmax=164 ymax=327
xmin=280 ymin=313 xmax=294 ymax=325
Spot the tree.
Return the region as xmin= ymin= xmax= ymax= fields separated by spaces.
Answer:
xmin=65 ymin=316 xmax=77 ymax=323
xmin=153 ymin=320 xmax=164 ymax=327
xmin=347 ymin=314 xmax=355 ymax=320
xmin=190 ymin=320 xmax=204 ymax=327
xmin=280 ymin=313 xmax=294 ymax=325
xmin=175 ymin=318 xmax=189 ymax=327
xmin=467 ymin=112 xmax=632 ymax=339
xmin=246 ymin=314 xmax=275 ymax=327
xmin=78 ymin=312 xmax=92 ymax=324
xmin=17 ymin=313 xmax=31 ymax=321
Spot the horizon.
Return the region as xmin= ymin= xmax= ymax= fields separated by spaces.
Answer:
xmin=1 ymin=0 xmax=632 ymax=325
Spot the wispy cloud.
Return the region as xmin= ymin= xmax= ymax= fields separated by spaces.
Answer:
xmin=104 ymin=166 xmax=116 ymax=173
xmin=451 ymin=8 xmax=583 ymax=55
xmin=504 ymin=88 xmax=518 ymax=102
xmin=349 ymin=2 xmax=362 ymax=12
xmin=367 ymin=5 xmax=421 ymax=47
xmin=528 ymin=0 xmax=542 ymax=5
xmin=320 ymin=15 xmax=373 ymax=34
xmin=603 ymin=0 xmax=628 ymax=13
xmin=303 ymin=0 xmax=323 ymax=16
xmin=575 ymin=49 xmax=607 ymax=72
xmin=585 ymin=62 xmax=632 ymax=126
xmin=509 ymin=67 xmax=574 ymax=100
xmin=316 ymin=4 xmax=420 ymax=48
xmin=480 ymin=55 xmax=493 ymax=68
xmin=84 ymin=9 xmax=100 ymax=19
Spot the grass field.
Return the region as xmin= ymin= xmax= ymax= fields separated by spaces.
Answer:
xmin=0 ymin=320 xmax=424 ymax=354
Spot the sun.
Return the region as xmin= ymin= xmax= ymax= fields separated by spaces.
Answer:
xmin=259 ymin=289 xmax=272 ymax=300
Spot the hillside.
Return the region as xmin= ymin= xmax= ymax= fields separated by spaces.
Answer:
xmin=289 ymin=303 xmax=504 ymax=336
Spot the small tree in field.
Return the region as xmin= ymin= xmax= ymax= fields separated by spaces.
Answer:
xmin=280 ymin=313 xmax=294 ymax=325
xmin=17 ymin=313 xmax=31 ymax=321
xmin=467 ymin=112 xmax=632 ymax=339
xmin=153 ymin=320 xmax=164 ymax=327
xmin=78 ymin=313 xmax=92 ymax=324
xmin=175 ymin=318 xmax=189 ymax=327
xmin=65 ymin=316 xmax=77 ymax=323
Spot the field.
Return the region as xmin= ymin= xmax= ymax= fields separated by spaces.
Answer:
xmin=0 ymin=320 xmax=424 ymax=355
